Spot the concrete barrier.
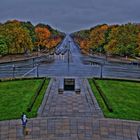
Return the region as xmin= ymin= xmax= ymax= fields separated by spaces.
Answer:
xmin=58 ymin=78 xmax=64 ymax=94
xmin=75 ymin=78 xmax=81 ymax=94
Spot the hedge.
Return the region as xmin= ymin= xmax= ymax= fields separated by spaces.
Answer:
xmin=27 ymin=77 xmax=46 ymax=112
xmin=94 ymin=77 xmax=140 ymax=83
xmin=92 ymin=78 xmax=113 ymax=112
xmin=0 ymin=77 xmax=45 ymax=82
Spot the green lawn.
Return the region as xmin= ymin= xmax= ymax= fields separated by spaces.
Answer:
xmin=0 ymin=78 xmax=49 ymax=121
xmin=89 ymin=79 xmax=140 ymax=121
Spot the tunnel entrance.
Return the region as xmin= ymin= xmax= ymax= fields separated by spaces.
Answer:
xmin=64 ymin=78 xmax=75 ymax=91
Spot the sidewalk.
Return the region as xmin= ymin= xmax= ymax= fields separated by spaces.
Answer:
xmin=0 ymin=53 xmax=44 ymax=64
xmin=89 ymin=54 xmax=140 ymax=64
xmin=0 ymin=116 xmax=140 ymax=140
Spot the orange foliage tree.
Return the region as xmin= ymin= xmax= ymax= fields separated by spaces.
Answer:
xmin=35 ymin=27 xmax=51 ymax=49
xmin=79 ymin=39 xmax=89 ymax=53
xmin=47 ymin=37 xmax=61 ymax=49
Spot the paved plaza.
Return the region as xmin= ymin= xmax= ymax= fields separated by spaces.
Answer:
xmin=39 ymin=78 xmax=103 ymax=118
xmin=0 ymin=78 xmax=140 ymax=140
xmin=0 ymin=117 xmax=140 ymax=140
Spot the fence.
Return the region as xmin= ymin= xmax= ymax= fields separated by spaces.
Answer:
xmin=0 ymin=55 xmax=53 ymax=78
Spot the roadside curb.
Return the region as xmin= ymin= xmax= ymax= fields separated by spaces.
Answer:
xmin=85 ymin=79 xmax=104 ymax=118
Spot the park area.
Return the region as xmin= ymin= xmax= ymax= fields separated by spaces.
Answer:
xmin=89 ymin=79 xmax=140 ymax=121
xmin=0 ymin=78 xmax=49 ymax=121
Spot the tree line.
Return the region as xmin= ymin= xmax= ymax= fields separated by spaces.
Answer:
xmin=0 ymin=20 xmax=65 ymax=56
xmin=71 ymin=23 xmax=140 ymax=57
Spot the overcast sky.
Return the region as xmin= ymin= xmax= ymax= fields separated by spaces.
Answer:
xmin=0 ymin=0 xmax=140 ymax=33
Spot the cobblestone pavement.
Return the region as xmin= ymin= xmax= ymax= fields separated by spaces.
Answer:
xmin=0 ymin=78 xmax=140 ymax=140
xmin=0 ymin=117 xmax=140 ymax=140
xmin=40 ymin=78 xmax=103 ymax=118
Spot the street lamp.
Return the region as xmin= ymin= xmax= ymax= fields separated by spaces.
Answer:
xmin=12 ymin=64 xmax=15 ymax=78
xmin=67 ymin=41 xmax=71 ymax=72
xmin=36 ymin=64 xmax=39 ymax=77
xmin=68 ymin=41 xmax=70 ymax=64
xmin=37 ymin=45 xmax=41 ymax=57
xmin=105 ymin=52 xmax=108 ymax=62
xmin=100 ymin=64 xmax=103 ymax=78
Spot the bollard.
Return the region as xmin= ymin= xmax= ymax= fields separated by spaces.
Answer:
xmin=12 ymin=64 xmax=15 ymax=78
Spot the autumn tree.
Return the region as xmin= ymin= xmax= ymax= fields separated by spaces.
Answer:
xmin=47 ymin=36 xmax=62 ymax=49
xmin=35 ymin=26 xmax=51 ymax=50
xmin=71 ymin=30 xmax=90 ymax=53
xmin=35 ymin=24 xmax=65 ymax=51
xmin=88 ymin=24 xmax=109 ymax=53
xmin=0 ymin=20 xmax=65 ymax=56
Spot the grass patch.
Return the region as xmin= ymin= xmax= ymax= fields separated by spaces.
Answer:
xmin=89 ymin=79 xmax=140 ymax=121
xmin=92 ymin=79 xmax=113 ymax=112
xmin=0 ymin=78 xmax=49 ymax=121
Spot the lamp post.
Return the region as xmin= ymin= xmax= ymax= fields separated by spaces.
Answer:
xmin=67 ymin=41 xmax=71 ymax=72
xmin=12 ymin=64 xmax=15 ymax=78
xmin=68 ymin=42 xmax=70 ymax=64
xmin=100 ymin=63 xmax=103 ymax=79
xmin=36 ymin=64 xmax=39 ymax=77
xmin=32 ymin=58 xmax=35 ymax=68
xmin=105 ymin=52 xmax=108 ymax=62
xmin=37 ymin=46 xmax=40 ymax=57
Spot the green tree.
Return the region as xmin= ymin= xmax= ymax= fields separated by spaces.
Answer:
xmin=21 ymin=21 xmax=36 ymax=43
xmin=105 ymin=23 xmax=139 ymax=56
xmin=0 ymin=35 xmax=8 ymax=56
xmin=2 ymin=20 xmax=33 ymax=54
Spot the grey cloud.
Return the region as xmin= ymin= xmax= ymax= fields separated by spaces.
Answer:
xmin=0 ymin=0 xmax=140 ymax=32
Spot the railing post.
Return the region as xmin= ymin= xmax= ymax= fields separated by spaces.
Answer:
xmin=12 ymin=64 xmax=15 ymax=78
xmin=100 ymin=64 xmax=103 ymax=79
xmin=33 ymin=58 xmax=35 ymax=68
xmin=36 ymin=64 xmax=39 ymax=77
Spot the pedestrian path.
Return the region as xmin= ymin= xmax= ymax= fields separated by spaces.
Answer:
xmin=40 ymin=78 xmax=103 ymax=118
xmin=1 ymin=117 xmax=140 ymax=140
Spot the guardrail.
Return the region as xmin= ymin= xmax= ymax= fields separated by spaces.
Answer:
xmin=0 ymin=54 xmax=56 ymax=78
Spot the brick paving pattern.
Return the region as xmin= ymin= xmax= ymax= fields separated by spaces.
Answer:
xmin=0 ymin=118 xmax=140 ymax=140
xmin=41 ymin=78 xmax=103 ymax=118
xmin=0 ymin=78 xmax=140 ymax=140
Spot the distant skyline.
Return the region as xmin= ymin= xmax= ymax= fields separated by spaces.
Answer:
xmin=0 ymin=0 xmax=140 ymax=33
